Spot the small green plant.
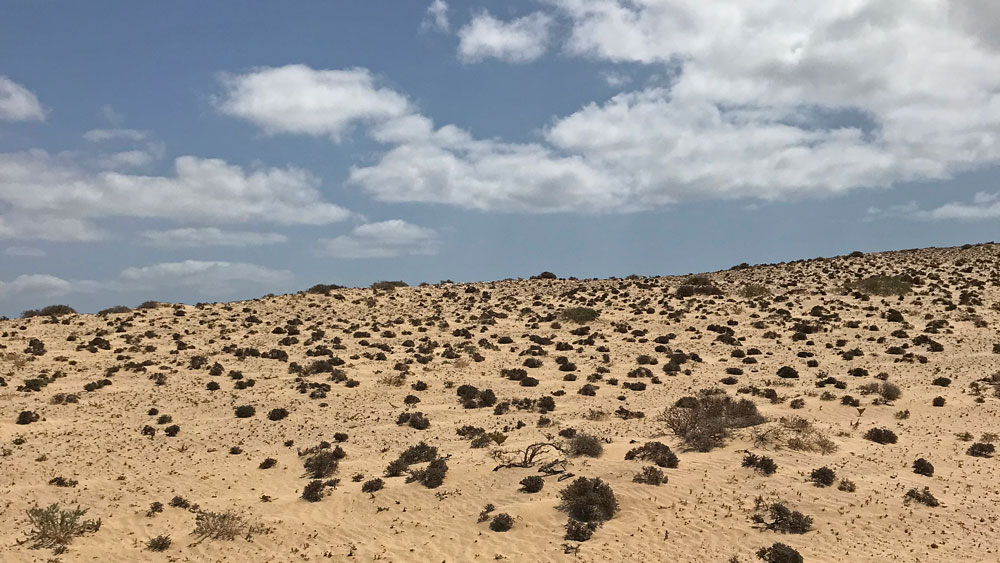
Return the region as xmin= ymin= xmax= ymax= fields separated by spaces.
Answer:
xmin=661 ymin=393 xmax=765 ymax=451
xmin=489 ymin=513 xmax=514 ymax=532
xmin=302 ymin=480 xmax=326 ymax=502
xmin=520 ymin=475 xmax=544 ymax=493
xmin=22 ymin=304 xmax=77 ymax=318
xmin=146 ymin=534 xmax=171 ymax=551
xmin=406 ymin=457 xmax=448 ymax=488
xmin=632 ymin=465 xmax=666 ymax=485
xmin=809 ymin=466 xmax=836 ymax=487
xmin=303 ymin=450 xmax=340 ymax=479
xmin=361 ymin=478 xmax=384 ymax=494
xmin=624 ymin=442 xmax=679 ymax=468
xmin=742 ymin=453 xmax=777 ymax=476
xmin=561 ymin=307 xmax=600 ymax=324
xmin=23 ymin=503 xmax=101 ymax=551
xmin=557 ymin=477 xmax=619 ymax=523
xmin=753 ymin=501 xmax=812 ymax=534
xmin=756 ymin=542 xmax=803 ymax=563
xmin=371 ymin=280 xmax=408 ymax=291
xmin=564 ymin=519 xmax=599 ymax=541
xmin=192 ymin=509 xmax=270 ymax=541
xmin=567 ymin=433 xmax=604 ymax=457
xmin=913 ymin=458 xmax=934 ymax=476
xmin=847 ymin=275 xmax=912 ymax=296
xmin=738 ymin=284 xmax=772 ymax=298
xmin=968 ymin=442 xmax=995 ymax=458
xmin=904 ymin=487 xmax=939 ymax=507
xmin=864 ymin=427 xmax=898 ymax=444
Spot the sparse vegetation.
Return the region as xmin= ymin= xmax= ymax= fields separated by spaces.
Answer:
xmin=848 ymin=275 xmax=912 ymax=296
xmin=561 ymin=307 xmax=600 ymax=324
xmin=23 ymin=503 xmax=101 ymax=551
xmin=661 ymin=392 xmax=765 ymax=451
xmin=192 ymin=509 xmax=270 ymax=541
xmin=557 ymin=477 xmax=619 ymax=523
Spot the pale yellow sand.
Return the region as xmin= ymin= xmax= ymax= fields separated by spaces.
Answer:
xmin=2 ymin=243 xmax=1000 ymax=562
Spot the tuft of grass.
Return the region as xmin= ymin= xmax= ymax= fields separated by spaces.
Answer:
xmin=738 ymin=284 xmax=772 ymax=298
xmin=847 ymin=275 xmax=912 ymax=296
xmin=146 ymin=534 xmax=171 ymax=551
xmin=560 ymin=307 xmax=600 ymax=324
xmin=192 ymin=509 xmax=270 ymax=541
xmin=23 ymin=503 xmax=101 ymax=551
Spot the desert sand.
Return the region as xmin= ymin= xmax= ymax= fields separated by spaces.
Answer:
xmin=3 ymin=243 xmax=1000 ymax=562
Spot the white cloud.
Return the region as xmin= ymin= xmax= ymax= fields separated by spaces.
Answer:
xmin=360 ymin=0 xmax=1000 ymax=211
xmin=600 ymin=70 xmax=631 ymax=87
xmin=317 ymin=220 xmax=440 ymax=259
xmin=912 ymin=192 xmax=1000 ymax=221
xmin=867 ymin=191 xmax=1000 ymax=222
xmin=82 ymin=128 xmax=166 ymax=170
xmin=4 ymin=246 xmax=46 ymax=257
xmin=0 ymin=213 xmax=106 ymax=242
xmin=215 ymin=65 xmax=412 ymax=140
xmin=0 ymin=260 xmax=293 ymax=302
xmin=139 ymin=228 xmax=288 ymax=248
xmin=225 ymin=6 xmax=1000 ymax=214
xmin=0 ymin=76 xmax=45 ymax=121
xmin=119 ymin=260 xmax=293 ymax=295
xmin=349 ymin=130 xmax=628 ymax=213
xmin=0 ymin=274 xmax=72 ymax=300
xmin=0 ymin=150 xmax=350 ymax=240
xmin=457 ymin=11 xmax=552 ymax=63
xmin=99 ymin=104 xmax=125 ymax=127
xmin=423 ymin=0 xmax=450 ymax=32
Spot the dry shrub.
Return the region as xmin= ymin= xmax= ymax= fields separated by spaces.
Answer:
xmin=557 ymin=477 xmax=619 ymax=523
xmin=751 ymin=417 xmax=837 ymax=454
xmin=23 ymin=504 xmax=101 ymax=551
xmin=661 ymin=392 xmax=765 ymax=451
xmin=192 ymin=509 xmax=270 ymax=541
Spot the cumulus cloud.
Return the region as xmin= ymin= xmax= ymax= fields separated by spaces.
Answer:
xmin=0 ymin=150 xmax=350 ymax=240
xmin=359 ymin=0 xmax=1000 ymax=211
xmin=0 ymin=76 xmax=45 ymax=121
xmin=215 ymin=65 xmax=411 ymax=140
xmin=222 ymin=0 xmax=1000 ymax=215
xmin=317 ymin=220 xmax=440 ymax=259
xmin=349 ymin=130 xmax=628 ymax=213
xmin=457 ymin=11 xmax=552 ymax=63
xmin=423 ymin=0 xmax=450 ymax=32
xmin=139 ymin=228 xmax=288 ymax=248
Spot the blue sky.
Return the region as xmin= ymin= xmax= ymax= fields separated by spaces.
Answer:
xmin=1 ymin=1 xmax=999 ymax=316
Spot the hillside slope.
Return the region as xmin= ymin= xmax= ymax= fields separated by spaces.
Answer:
xmin=2 ymin=243 xmax=1000 ymax=562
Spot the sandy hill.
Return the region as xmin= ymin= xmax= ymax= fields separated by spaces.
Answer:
xmin=3 ymin=243 xmax=1000 ymax=562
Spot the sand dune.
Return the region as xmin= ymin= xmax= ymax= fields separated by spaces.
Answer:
xmin=3 ymin=243 xmax=1000 ymax=562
